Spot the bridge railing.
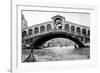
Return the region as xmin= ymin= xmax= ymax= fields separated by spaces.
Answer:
xmin=23 ymin=29 xmax=90 ymax=40
xmin=23 ymin=29 xmax=53 ymax=39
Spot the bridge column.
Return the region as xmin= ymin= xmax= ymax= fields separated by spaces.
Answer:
xmin=62 ymin=19 xmax=65 ymax=31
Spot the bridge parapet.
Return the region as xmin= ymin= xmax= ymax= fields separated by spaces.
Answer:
xmin=23 ymin=28 xmax=89 ymax=40
xmin=22 ymin=26 xmax=90 ymax=39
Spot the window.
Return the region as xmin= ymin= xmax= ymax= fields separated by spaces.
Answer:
xmin=54 ymin=18 xmax=62 ymax=24
xmin=82 ymin=28 xmax=86 ymax=36
xmin=71 ymin=26 xmax=75 ymax=32
xmin=76 ymin=27 xmax=81 ymax=35
xmin=47 ymin=24 xmax=52 ymax=31
xmin=40 ymin=26 xmax=45 ymax=33
xmin=22 ymin=31 xmax=27 ymax=38
xmin=56 ymin=23 xmax=62 ymax=30
xmin=65 ymin=24 xmax=69 ymax=31
xmin=28 ymin=29 xmax=33 ymax=36
xmin=34 ymin=27 xmax=39 ymax=34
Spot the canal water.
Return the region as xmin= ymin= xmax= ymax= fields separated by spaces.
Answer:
xmin=22 ymin=46 xmax=90 ymax=62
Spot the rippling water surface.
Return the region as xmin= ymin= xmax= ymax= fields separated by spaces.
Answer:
xmin=22 ymin=46 xmax=90 ymax=62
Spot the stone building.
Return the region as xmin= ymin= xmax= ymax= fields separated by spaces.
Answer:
xmin=43 ymin=38 xmax=75 ymax=48
xmin=22 ymin=14 xmax=28 ymax=29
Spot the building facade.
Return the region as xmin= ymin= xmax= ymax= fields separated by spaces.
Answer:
xmin=22 ymin=14 xmax=28 ymax=29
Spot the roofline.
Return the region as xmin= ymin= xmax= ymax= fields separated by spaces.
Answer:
xmin=22 ymin=21 xmax=52 ymax=30
xmin=22 ymin=20 xmax=90 ymax=30
xmin=65 ymin=21 xmax=90 ymax=28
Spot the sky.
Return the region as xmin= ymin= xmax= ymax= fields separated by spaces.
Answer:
xmin=22 ymin=11 xmax=90 ymax=27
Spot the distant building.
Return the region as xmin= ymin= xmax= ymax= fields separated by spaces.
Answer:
xmin=22 ymin=14 xmax=28 ymax=29
xmin=22 ymin=14 xmax=28 ymax=49
xmin=43 ymin=38 xmax=75 ymax=48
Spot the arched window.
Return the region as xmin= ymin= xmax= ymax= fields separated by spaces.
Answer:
xmin=56 ymin=23 xmax=62 ymax=30
xmin=47 ymin=24 xmax=52 ymax=31
xmin=22 ymin=31 xmax=27 ymax=38
xmin=54 ymin=18 xmax=62 ymax=24
xmin=88 ymin=30 xmax=90 ymax=36
xmin=82 ymin=28 xmax=86 ymax=36
xmin=40 ymin=26 xmax=45 ymax=33
xmin=34 ymin=27 xmax=39 ymax=34
xmin=65 ymin=24 xmax=69 ymax=31
xmin=28 ymin=29 xmax=33 ymax=36
xmin=71 ymin=26 xmax=75 ymax=33
xmin=76 ymin=27 xmax=81 ymax=35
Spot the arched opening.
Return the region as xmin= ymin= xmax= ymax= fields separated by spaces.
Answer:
xmin=34 ymin=27 xmax=39 ymax=34
xmin=71 ymin=26 xmax=75 ymax=33
xmin=65 ymin=24 xmax=69 ymax=31
xmin=47 ymin=24 xmax=52 ymax=31
xmin=30 ymin=32 xmax=85 ymax=49
xmin=88 ymin=30 xmax=90 ymax=36
xmin=54 ymin=18 xmax=62 ymax=24
xmin=42 ymin=38 xmax=75 ymax=48
xmin=76 ymin=27 xmax=81 ymax=35
xmin=82 ymin=28 xmax=86 ymax=36
xmin=54 ymin=18 xmax=62 ymax=30
xmin=28 ymin=29 xmax=33 ymax=36
xmin=40 ymin=26 xmax=45 ymax=33
xmin=56 ymin=23 xmax=62 ymax=30
xmin=22 ymin=31 xmax=27 ymax=38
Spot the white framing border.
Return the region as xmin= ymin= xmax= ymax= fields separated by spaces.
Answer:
xmin=11 ymin=1 xmax=97 ymax=73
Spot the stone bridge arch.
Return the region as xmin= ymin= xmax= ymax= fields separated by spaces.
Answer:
xmin=22 ymin=15 xmax=90 ymax=50
xmin=29 ymin=32 xmax=85 ymax=49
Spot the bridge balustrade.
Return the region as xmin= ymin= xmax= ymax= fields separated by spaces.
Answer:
xmin=23 ymin=27 xmax=90 ymax=41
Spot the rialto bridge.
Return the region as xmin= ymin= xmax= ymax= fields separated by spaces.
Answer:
xmin=22 ymin=15 xmax=90 ymax=49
